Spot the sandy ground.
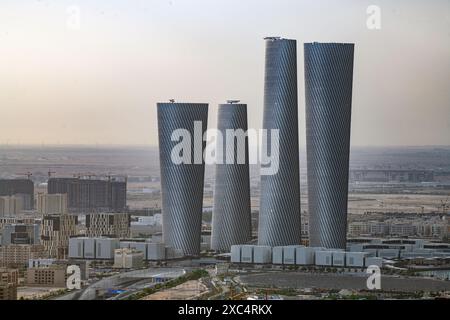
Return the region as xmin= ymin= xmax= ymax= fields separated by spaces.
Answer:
xmin=127 ymin=191 xmax=449 ymax=222
xmin=238 ymin=272 xmax=450 ymax=292
xmin=346 ymin=193 xmax=449 ymax=215
xmin=141 ymin=280 xmax=208 ymax=300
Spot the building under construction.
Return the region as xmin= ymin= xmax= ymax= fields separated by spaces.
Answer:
xmin=47 ymin=176 xmax=127 ymax=213
xmin=0 ymin=179 xmax=34 ymax=210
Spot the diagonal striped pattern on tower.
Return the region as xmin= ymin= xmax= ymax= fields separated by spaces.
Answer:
xmin=211 ymin=103 xmax=252 ymax=252
xmin=258 ymin=37 xmax=301 ymax=246
xmin=157 ymin=102 xmax=208 ymax=256
xmin=304 ymin=42 xmax=355 ymax=249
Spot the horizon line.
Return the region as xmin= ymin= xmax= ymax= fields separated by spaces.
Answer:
xmin=0 ymin=143 xmax=450 ymax=149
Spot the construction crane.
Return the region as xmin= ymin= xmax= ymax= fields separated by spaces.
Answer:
xmin=16 ymin=172 xmax=33 ymax=180
xmin=48 ymin=170 xmax=56 ymax=178
xmin=440 ymin=196 xmax=449 ymax=215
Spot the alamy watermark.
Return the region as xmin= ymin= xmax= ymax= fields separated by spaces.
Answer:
xmin=170 ymin=121 xmax=280 ymax=176
xmin=366 ymin=265 xmax=382 ymax=290
xmin=366 ymin=5 xmax=381 ymax=30
xmin=66 ymin=265 xmax=81 ymax=290
xmin=66 ymin=5 xmax=81 ymax=31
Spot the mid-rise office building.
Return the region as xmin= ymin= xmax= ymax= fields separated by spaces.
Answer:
xmin=157 ymin=102 xmax=208 ymax=256
xmin=28 ymin=258 xmax=56 ymax=269
xmin=0 ymin=268 xmax=19 ymax=285
xmin=68 ymin=237 xmax=119 ymax=260
xmin=0 ymin=218 xmax=17 ymax=230
xmin=304 ymin=42 xmax=355 ymax=249
xmin=85 ymin=212 xmax=130 ymax=238
xmin=0 ymin=244 xmax=45 ymax=268
xmin=113 ymin=248 xmax=143 ymax=269
xmin=0 ymin=268 xmax=19 ymax=300
xmin=25 ymin=265 xmax=67 ymax=287
xmin=389 ymin=223 xmax=417 ymax=237
xmin=40 ymin=214 xmax=78 ymax=259
xmin=1 ymin=224 xmax=40 ymax=245
xmin=0 ymin=283 xmax=17 ymax=300
xmin=258 ymin=37 xmax=301 ymax=247
xmin=0 ymin=217 xmax=36 ymax=230
xmin=211 ymin=102 xmax=252 ymax=252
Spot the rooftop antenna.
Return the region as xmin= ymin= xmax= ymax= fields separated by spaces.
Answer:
xmin=227 ymin=100 xmax=240 ymax=104
xmin=48 ymin=170 xmax=56 ymax=178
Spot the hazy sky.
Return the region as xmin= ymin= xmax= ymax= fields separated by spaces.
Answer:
xmin=0 ymin=0 xmax=449 ymax=146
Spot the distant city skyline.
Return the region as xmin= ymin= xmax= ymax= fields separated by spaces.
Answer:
xmin=0 ymin=0 xmax=449 ymax=146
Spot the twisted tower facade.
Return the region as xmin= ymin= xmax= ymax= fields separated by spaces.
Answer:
xmin=157 ymin=102 xmax=208 ymax=256
xmin=211 ymin=103 xmax=252 ymax=252
xmin=258 ymin=37 xmax=301 ymax=246
xmin=304 ymin=42 xmax=355 ymax=249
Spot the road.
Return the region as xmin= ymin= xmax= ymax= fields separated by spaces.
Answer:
xmin=53 ymin=267 xmax=186 ymax=300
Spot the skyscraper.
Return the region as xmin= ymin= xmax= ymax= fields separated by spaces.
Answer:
xmin=211 ymin=102 xmax=252 ymax=252
xmin=157 ymin=102 xmax=208 ymax=256
xmin=304 ymin=42 xmax=355 ymax=249
xmin=258 ymin=37 xmax=301 ymax=246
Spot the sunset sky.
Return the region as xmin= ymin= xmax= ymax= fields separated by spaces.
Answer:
xmin=0 ymin=0 xmax=449 ymax=146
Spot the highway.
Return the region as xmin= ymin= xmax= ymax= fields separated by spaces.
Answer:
xmin=53 ymin=267 xmax=186 ymax=300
